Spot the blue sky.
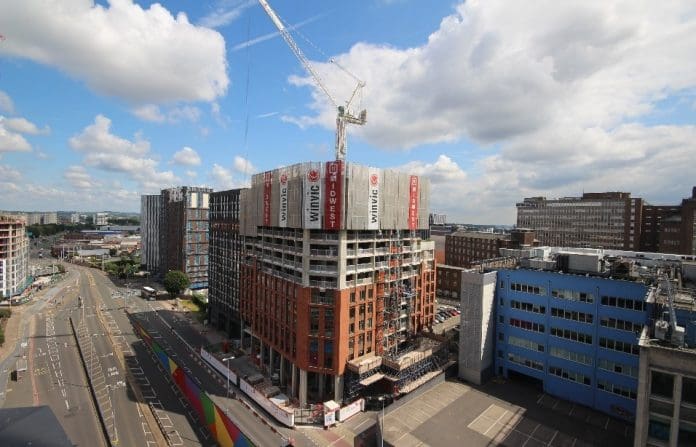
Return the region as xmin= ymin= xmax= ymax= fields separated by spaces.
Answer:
xmin=1 ymin=1 xmax=696 ymax=224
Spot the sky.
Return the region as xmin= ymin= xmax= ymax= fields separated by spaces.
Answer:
xmin=1 ymin=0 xmax=696 ymax=224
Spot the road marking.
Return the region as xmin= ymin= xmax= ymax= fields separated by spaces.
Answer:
xmin=65 ymin=399 xmax=69 ymax=410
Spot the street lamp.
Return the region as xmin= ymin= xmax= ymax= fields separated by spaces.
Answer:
xmin=222 ymin=355 xmax=234 ymax=418
xmin=378 ymin=396 xmax=386 ymax=447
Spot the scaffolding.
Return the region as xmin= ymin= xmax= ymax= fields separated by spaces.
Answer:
xmin=382 ymin=229 xmax=416 ymax=357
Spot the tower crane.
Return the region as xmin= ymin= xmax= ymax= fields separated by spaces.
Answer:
xmin=258 ymin=0 xmax=367 ymax=161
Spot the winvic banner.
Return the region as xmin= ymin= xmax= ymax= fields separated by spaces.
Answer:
xmin=367 ymin=168 xmax=380 ymax=230
xmin=408 ymin=175 xmax=419 ymax=230
xmin=278 ymin=171 xmax=288 ymax=228
xmin=263 ymin=171 xmax=273 ymax=227
xmin=303 ymin=163 xmax=323 ymax=229
xmin=324 ymin=160 xmax=343 ymax=230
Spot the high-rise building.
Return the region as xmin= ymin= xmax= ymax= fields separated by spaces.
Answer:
xmin=158 ymin=187 xmax=212 ymax=289
xmin=517 ymin=192 xmax=643 ymax=250
xmin=140 ymin=195 xmax=161 ymax=273
xmin=238 ymin=161 xmax=436 ymax=405
xmin=495 ymin=267 xmax=651 ymax=420
xmin=640 ymin=187 xmax=696 ymax=255
xmin=93 ymin=212 xmax=109 ymax=226
xmin=24 ymin=212 xmax=58 ymax=225
xmin=445 ymin=229 xmax=536 ymax=268
xmin=0 ymin=215 xmax=30 ymax=298
xmin=208 ymin=188 xmax=244 ymax=336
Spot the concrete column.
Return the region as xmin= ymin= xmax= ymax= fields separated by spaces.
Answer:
xmin=334 ymin=375 xmax=344 ymax=403
xmin=240 ymin=320 xmax=245 ymax=348
xmin=269 ymin=347 xmax=275 ymax=375
xmin=291 ymin=364 xmax=298 ymax=399
xmin=299 ymin=369 xmax=308 ymax=407
xmin=259 ymin=340 xmax=265 ymax=371
xmin=670 ymin=375 xmax=683 ymax=447
xmin=280 ymin=356 xmax=286 ymax=386
xmin=318 ymin=373 xmax=325 ymax=402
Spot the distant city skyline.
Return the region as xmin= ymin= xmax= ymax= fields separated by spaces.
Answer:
xmin=1 ymin=1 xmax=695 ymax=223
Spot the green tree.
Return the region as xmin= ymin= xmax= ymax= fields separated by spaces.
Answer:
xmin=164 ymin=270 xmax=190 ymax=297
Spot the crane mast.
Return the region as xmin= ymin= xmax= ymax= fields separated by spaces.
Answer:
xmin=258 ymin=0 xmax=366 ymax=161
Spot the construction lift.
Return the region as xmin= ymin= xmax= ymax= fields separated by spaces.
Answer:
xmin=258 ymin=0 xmax=367 ymax=161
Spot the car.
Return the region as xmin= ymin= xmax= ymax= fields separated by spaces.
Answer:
xmin=434 ymin=316 xmax=444 ymax=323
xmin=448 ymin=309 xmax=457 ymax=316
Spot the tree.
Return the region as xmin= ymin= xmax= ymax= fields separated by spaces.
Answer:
xmin=164 ymin=270 xmax=190 ymax=297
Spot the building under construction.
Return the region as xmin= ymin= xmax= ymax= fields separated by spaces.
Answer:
xmin=237 ymin=161 xmax=439 ymax=406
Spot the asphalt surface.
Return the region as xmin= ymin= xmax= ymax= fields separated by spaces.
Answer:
xmin=129 ymin=302 xmax=296 ymax=447
xmin=2 ymin=276 xmax=105 ymax=447
xmin=74 ymin=268 xmax=154 ymax=447
xmin=91 ymin=269 xmax=212 ymax=447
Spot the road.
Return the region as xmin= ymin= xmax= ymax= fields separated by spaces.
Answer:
xmin=2 ymin=275 xmax=105 ymax=447
xmin=117 ymin=289 xmax=309 ymax=446
xmin=86 ymin=268 xmax=212 ymax=447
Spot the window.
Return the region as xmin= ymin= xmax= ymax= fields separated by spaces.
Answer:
xmin=597 ymin=358 xmax=638 ymax=378
xmin=551 ymin=307 xmax=593 ymax=324
xmin=324 ymin=341 xmax=333 ymax=368
xmin=551 ymin=289 xmax=594 ymax=303
xmin=511 ymin=300 xmax=546 ymax=314
xmin=601 ymin=295 xmax=645 ymax=311
xmin=600 ymin=317 xmax=642 ymax=333
xmin=549 ymin=366 xmax=591 ymax=386
xmin=350 ymin=292 xmax=356 ymax=303
xmin=683 ymin=376 xmax=696 ymax=405
xmin=509 ymin=318 xmax=545 ymax=333
xmin=597 ymin=380 xmax=637 ymax=400
xmin=310 ymin=308 xmax=320 ymax=335
xmin=550 ymin=346 xmax=593 ymax=366
xmin=550 ymin=327 xmax=592 ymax=345
xmin=508 ymin=335 xmax=544 ymax=352
xmin=599 ymin=337 xmax=639 ymax=355
xmin=507 ymin=353 xmax=544 ymax=371
xmin=651 ymin=371 xmax=674 ymax=399
xmin=510 ymin=282 xmax=546 ymax=296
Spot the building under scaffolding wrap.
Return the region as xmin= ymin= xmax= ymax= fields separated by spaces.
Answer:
xmin=344 ymin=337 xmax=448 ymax=401
xmin=237 ymin=161 xmax=437 ymax=407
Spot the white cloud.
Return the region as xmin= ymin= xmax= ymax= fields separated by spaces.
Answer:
xmin=186 ymin=170 xmax=197 ymax=178
xmin=172 ymin=146 xmax=202 ymax=166
xmin=132 ymin=104 xmax=165 ymax=123
xmin=209 ymin=158 xmax=252 ymax=190
xmin=198 ymin=0 xmax=255 ymax=29
xmin=2 ymin=117 xmax=49 ymax=135
xmin=0 ymin=90 xmax=14 ymax=114
xmin=132 ymin=104 xmax=202 ymax=124
xmin=285 ymin=1 xmax=696 ymax=223
xmin=64 ymin=165 xmax=99 ymax=189
xmin=210 ymin=163 xmax=235 ymax=190
xmin=233 ymin=155 xmax=255 ymax=175
xmin=0 ymin=124 xmax=32 ymax=152
xmin=0 ymin=164 xmax=21 ymax=181
xmin=0 ymin=0 xmax=228 ymax=104
xmin=69 ymin=115 xmax=179 ymax=191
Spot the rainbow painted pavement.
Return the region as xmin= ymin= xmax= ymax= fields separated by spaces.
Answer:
xmin=134 ymin=320 xmax=255 ymax=447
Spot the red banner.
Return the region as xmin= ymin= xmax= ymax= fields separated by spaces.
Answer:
xmin=324 ymin=161 xmax=343 ymax=230
xmin=263 ymin=171 xmax=272 ymax=226
xmin=408 ymin=175 xmax=419 ymax=230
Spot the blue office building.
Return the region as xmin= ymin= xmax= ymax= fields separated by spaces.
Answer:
xmin=494 ymin=268 xmax=653 ymax=421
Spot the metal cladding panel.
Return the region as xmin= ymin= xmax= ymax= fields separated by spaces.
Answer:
xmin=380 ymin=169 xmax=399 ymax=229
xmin=418 ymin=178 xmax=430 ymax=229
xmin=345 ymin=163 xmax=369 ymax=230
xmin=287 ymin=176 xmax=303 ymax=228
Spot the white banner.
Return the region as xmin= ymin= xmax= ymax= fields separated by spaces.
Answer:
xmin=338 ymin=398 xmax=365 ymax=421
xmin=303 ymin=163 xmax=323 ymax=229
xmin=240 ymin=379 xmax=295 ymax=427
xmin=367 ymin=168 xmax=380 ymax=230
xmin=200 ymin=348 xmax=238 ymax=386
xmin=279 ymin=171 xmax=288 ymax=227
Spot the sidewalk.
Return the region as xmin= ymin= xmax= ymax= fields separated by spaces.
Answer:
xmin=0 ymin=304 xmax=28 ymax=364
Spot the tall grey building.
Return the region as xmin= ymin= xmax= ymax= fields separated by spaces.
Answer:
xmin=208 ymin=189 xmax=245 ymax=336
xmin=517 ymin=192 xmax=643 ymax=250
xmin=140 ymin=195 xmax=161 ymax=272
xmin=159 ymin=186 xmax=212 ymax=290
